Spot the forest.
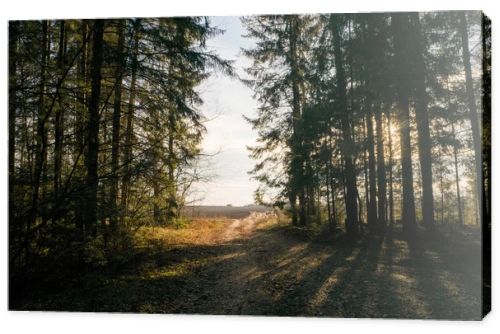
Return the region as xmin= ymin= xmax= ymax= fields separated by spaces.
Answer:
xmin=9 ymin=12 xmax=490 ymax=319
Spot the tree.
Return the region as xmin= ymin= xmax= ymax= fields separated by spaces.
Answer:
xmin=330 ymin=15 xmax=359 ymax=236
xmin=109 ymin=19 xmax=126 ymax=231
xmin=83 ymin=19 xmax=105 ymax=236
xmin=243 ymin=15 xmax=313 ymax=226
xmin=458 ymin=11 xmax=482 ymax=226
xmin=410 ymin=12 xmax=435 ymax=230
xmin=391 ymin=13 xmax=416 ymax=236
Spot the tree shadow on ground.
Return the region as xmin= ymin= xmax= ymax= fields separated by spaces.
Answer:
xmin=10 ymin=223 xmax=483 ymax=319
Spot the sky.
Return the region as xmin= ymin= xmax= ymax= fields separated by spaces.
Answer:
xmin=192 ymin=16 xmax=259 ymax=206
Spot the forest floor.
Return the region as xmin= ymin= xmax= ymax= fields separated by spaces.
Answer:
xmin=12 ymin=213 xmax=483 ymax=320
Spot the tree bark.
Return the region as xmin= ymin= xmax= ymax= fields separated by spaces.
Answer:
xmin=451 ymin=123 xmax=464 ymax=225
xmin=288 ymin=16 xmax=306 ymax=226
xmin=84 ymin=19 xmax=105 ymax=237
xmin=391 ymin=13 xmax=416 ymax=236
xmin=410 ymin=12 xmax=435 ymax=231
xmin=109 ymin=20 xmax=125 ymax=231
xmin=387 ymin=111 xmax=395 ymax=228
xmin=331 ymin=15 xmax=359 ymax=236
xmin=365 ymin=100 xmax=378 ymax=232
xmin=26 ymin=20 xmax=49 ymax=267
xmin=375 ymin=106 xmax=387 ymax=230
xmin=459 ymin=11 xmax=482 ymax=226
xmin=9 ymin=21 xmax=19 ymax=222
xmin=166 ymin=112 xmax=178 ymax=223
xmin=120 ymin=20 xmax=141 ymax=227
xmin=54 ymin=20 xmax=66 ymax=199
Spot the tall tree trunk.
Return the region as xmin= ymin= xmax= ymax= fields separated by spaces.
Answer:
xmin=153 ymin=113 xmax=164 ymax=226
xmin=482 ymin=14 xmax=491 ymax=228
xmin=166 ymin=112 xmax=178 ymax=223
xmin=362 ymin=118 xmax=369 ymax=224
xmin=26 ymin=20 xmax=49 ymax=267
xmin=331 ymin=182 xmax=337 ymax=230
xmin=328 ymin=136 xmax=338 ymax=230
xmin=387 ymin=111 xmax=395 ymax=228
xmin=109 ymin=19 xmax=125 ymax=231
xmin=410 ymin=12 xmax=435 ymax=231
xmin=288 ymin=16 xmax=306 ymax=226
xmin=331 ymin=15 xmax=359 ymax=237
xmin=75 ymin=21 xmax=88 ymax=161
xmin=365 ymin=100 xmax=378 ymax=232
xmin=391 ymin=13 xmax=416 ymax=237
xmin=54 ymin=20 xmax=66 ymax=200
xmin=120 ymin=20 xmax=140 ymax=227
xmin=439 ymin=157 xmax=444 ymax=225
xmin=9 ymin=21 xmax=19 ymax=222
xmin=451 ymin=123 xmax=464 ymax=225
xmin=375 ymin=106 xmax=387 ymax=230
xmin=459 ymin=11 xmax=482 ymax=226
xmin=326 ymin=158 xmax=333 ymax=230
xmin=83 ymin=19 xmax=105 ymax=237
xmin=76 ymin=20 xmax=88 ymax=271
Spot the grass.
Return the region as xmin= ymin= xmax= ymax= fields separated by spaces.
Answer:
xmin=136 ymin=217 xmax=232 ymax=246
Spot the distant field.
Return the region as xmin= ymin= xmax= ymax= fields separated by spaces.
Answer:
xmin=183 ymin=205 xmax=271 ymax=219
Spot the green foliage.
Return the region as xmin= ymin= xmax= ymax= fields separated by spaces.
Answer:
xmin=243 ymin=12 xmax=486 ymax=233
xmin=8 ymin=17 xmax=232 ymax=278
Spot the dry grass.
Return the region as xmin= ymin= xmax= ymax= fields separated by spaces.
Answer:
xmin=136 ymin=218 xmax=233 ymax=246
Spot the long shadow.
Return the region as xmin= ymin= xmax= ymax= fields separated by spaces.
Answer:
xmin=404 ymin=228 xmax=482 ymax=320
xmin=10 ymin=238 xmax=250 ymax=312
xmin=309 ymin=234 xmax=397 ymax=318
xmin=243 ymin=235 xmax=359 ymax=316
xmin=10 ymin=223 xmax=483 ymax=319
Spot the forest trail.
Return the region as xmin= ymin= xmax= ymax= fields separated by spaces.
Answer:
xmin=9 ymin=15 xmax=489 ymax=321
xmin=13 ymin=213 xmax=482 ymax=320
xmin=222 ymin=212 xmax=263 ymax=241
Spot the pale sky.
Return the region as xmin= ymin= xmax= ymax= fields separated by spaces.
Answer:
xmin=193 ymin=16 xmax=260 ymax=206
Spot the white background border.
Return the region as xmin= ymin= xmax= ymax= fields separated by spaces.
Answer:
xmin=1 ymin=0 xmax=498 ymax=333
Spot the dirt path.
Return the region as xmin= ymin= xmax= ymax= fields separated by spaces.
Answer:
xmin=164 ymin=216 xmax=482 ymax=319
xmin=14 ymin=213 xmax=484 ymax=319
xmin=222 ymin=212 xmax=263 ymax=241
xmin=184 ymin=212 xmax=270 ymax=314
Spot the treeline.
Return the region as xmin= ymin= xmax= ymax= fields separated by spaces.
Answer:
xmin=244 ymin=11 xmax=490 ymax=237
xmin=9 ymin=18 xmax=232 ymax=273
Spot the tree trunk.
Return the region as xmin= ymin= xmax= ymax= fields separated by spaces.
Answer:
xmin=387 ymin=111 xmax=395 ymax=228
xmin=75 ymin=20 xmax=89 ymax=271
xmin=288 ymin=16 xmax=306 ymax=226
xmin=153 ymin=114 xmax=164 ymax=225
xmin=109 ymin=20 xmax=125 ymax=231
xmin=365 ymin=100 xmax=378 ymax=233
xmin=166 ymin=112 xmax=178 ymax=223
xmin=451 ymin=123 xmax=464 ymax=225
xmin=54 ymin=20 xmax=66 ymax=199
xmin=9 ymin=21 xmax=19 ymax=222
xmin=362 ymin=118 xmax=369 ymax=225
xmin=375 ymin=106 xmax=387 ymax=230
xmin=482 ymin=14 xmax=491 ymax=229
xmin=120 ymin=20 xmax=141 ymax=227
xmin=436 ymin=151 xmax=444 ymax=225
xmin=459 ymin=11 xmax=482 ymax=226
xmin=410 ymin=12 xmax=435 ymax=231
xmin=326 ymin=160 xmax=333 ymax=229
xmin=328 ymin=136 xmax=337 ymax=230
xmin=26 ymin=20 xmax=49 ymax=267
xmin=331 ymin=15 xmax=359 ymax=237
xmin=391 ymin=13 xmax=416 ymax=237
xmin=83 ymin=19 xmax=105 ymax=237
